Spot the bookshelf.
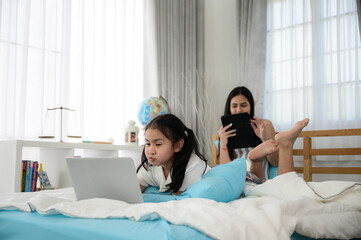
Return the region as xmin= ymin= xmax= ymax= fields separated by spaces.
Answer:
xmin=0 ymin=140 xmax=143 ymax=193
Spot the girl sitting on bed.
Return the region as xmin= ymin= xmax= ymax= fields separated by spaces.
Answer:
xmin=218 ymin=86 xmax=278 ymax=182
xmin=244 ymin=118 xmax=310 ymax=191
xmin=137 ymin=114 xmax=211 ymax=195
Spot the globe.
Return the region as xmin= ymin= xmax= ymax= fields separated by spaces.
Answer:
xmin=138 ymin=96 xmax=170 ymax=126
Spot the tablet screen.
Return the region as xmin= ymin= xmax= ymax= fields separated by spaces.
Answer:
xmin=221 ymin=113 xmax=257 ymax=149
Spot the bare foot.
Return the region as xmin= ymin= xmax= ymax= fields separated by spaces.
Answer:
xmin=275 ymin=118 xmax=310 ymax=147
xmin=248 ymin=139 xmax=279 ymax=161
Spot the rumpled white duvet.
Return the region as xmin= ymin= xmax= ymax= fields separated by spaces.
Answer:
xmin=1 ymin=172 xmax=361 ymax=240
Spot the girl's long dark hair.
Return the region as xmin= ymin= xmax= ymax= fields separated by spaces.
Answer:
xmin=223 ymin=86 xmax=262 ymax=159
xmin=224 ymin=86 xmax=255 ymax=118
xmin=136 ymin=114 xmax=208 ymax=193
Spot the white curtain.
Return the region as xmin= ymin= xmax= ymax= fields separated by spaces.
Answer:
xmin=147 ymin=0 xmax=212 ymax=159
xmin=0 ymin=0 xmax=144 ymax=144
xmin=266 ymin=0 xmax=361 ymax=160
xmin=356 ymin=0 xmax=361 ymax=36
xmin=238 ymin=0 xmax=268 ymax=117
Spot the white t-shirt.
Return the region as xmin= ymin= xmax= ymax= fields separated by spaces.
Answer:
xmin=137 ymin=153 xmax=211 ymax=192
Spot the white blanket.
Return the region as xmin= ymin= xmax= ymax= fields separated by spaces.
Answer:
xmin=1 ymin=172 xmax=361 ymax=240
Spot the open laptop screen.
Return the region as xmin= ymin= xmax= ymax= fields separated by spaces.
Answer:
xmin=66 ymin=157 xmax=143 ymax=203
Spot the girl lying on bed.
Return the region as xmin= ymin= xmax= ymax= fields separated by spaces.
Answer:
xmin=137 ymin=113 xmax=308 ymax=197
xmin=137 ymin=114 xmax=211 ymax=195
xmin=244 ymin=118 xmax=310 ymax=191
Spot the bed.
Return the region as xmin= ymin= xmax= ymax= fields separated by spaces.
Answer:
xmin=212 ymin=128 xmax=361 ymax=180
xmin=1 ymin=129 xmax=361 ymax=240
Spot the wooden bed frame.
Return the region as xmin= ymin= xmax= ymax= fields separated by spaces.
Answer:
xmin=211 ymin=128 xmax=361 ymax=181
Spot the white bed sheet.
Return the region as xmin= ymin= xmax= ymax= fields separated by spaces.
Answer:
xmin=1 ymin=172 xmax=360 ymax=240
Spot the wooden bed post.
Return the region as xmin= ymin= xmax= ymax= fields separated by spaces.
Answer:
xmin=212 ymin=134 xmax=219 ymax=166
xmin=303 ymin=137 xmax=312 ymax=181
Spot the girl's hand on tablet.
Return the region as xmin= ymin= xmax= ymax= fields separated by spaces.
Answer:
xmin=218 ymin=124 xmax=236 ymax=150
xmin=250 ymin=117 xmax=266 ymax=141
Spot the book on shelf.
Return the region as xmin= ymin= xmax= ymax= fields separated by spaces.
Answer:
xmin=31 ymin=161 xmax=39 ymax=192
xmin=25 ymin=161 xmax=32 ymax=192
xmin=21 ymin=160 xmax=39 ymax=192
xmin=21 ymin=161 xmax=27 ymax=192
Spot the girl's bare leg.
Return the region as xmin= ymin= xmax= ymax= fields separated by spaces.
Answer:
xmin=249 ymin=161 xmax=264 ymax=181
xmin=248 ymin=140 xmax=279 ymax=161
xmin=275 ymin=118 xmax=310 ymax=175
xmin=248 ymin=140 xmax=279 ymax=181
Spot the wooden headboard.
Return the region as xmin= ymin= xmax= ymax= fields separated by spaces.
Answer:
xmin=211 ymin=129 xmax=361 ymax=181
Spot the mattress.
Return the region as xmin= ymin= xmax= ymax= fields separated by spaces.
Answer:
xmin=0 ymin=210 xmax=212 ymax=240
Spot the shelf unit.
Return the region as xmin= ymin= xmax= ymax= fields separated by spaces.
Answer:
xmin=0 ymin=140 xmax=143 ymax=193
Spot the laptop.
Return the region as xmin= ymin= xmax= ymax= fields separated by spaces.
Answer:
xmin=66 ymin=157 xmax=144 ymax=203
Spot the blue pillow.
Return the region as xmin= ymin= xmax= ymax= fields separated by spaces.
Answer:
xmin=214 ymin=139 xmax=278 ymax=180
xmin=268 ymin=165 xmax=278 ymax=179
xmin=214 ymin=139 xmax=220 ymax=151
xmin=142 ymin=186 xmax=181 ymax=202
xmin=179 ymin=157 xmax=246 ymax=202
xmin=142 ymin=158 xmax=246 ymax=203
xmin=142 ymin=193 xmax=180 ymax=202
xmin=143 ymin=186 xmax=172 ymax=195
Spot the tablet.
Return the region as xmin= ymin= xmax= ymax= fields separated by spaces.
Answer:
xmin=221 ymin=113 xmax=257 ymax=149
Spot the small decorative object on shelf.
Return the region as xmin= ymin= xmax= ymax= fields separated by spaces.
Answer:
xmin=125 ymin=120 xmax=139 ymax=145
xmin=39 ymin=106 xmax=82 ymax=142
xmin=137 ymin=96 xmax=170 ymax=126
xmin=38 ymin=163 xmax=53 ymax=190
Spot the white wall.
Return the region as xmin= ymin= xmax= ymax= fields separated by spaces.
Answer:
xmin=204 ymin=0 xmax=240 ymax=136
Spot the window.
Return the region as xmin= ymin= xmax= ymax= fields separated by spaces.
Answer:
xmin=265 ymin=0 xmax=361 ymax=131
xmin=0 ymin=0 xmax=144 ymax=143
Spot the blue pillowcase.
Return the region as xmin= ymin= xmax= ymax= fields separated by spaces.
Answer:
xmin=143 ymin=186 xmax=172 ymax=195
xmin=214 ymin=139 xmax=220 ymax=151
xmin=143 ymin=157 xmax=247 ymax=203
xmin=214 ymin=139 xmax=278 ymax=179
xmin=142 ymin=186 xmax=179 ymax=202
xmin=180 ymin=157 xmax=246 ymax=202
xmin=268 ymin=165 xmax=278 ymax=179
xmin=142 ymin=193 xmax=179 ymax=202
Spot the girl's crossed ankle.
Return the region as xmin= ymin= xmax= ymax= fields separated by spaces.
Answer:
xmin=248 ymin=139 xmax=279 ymax=162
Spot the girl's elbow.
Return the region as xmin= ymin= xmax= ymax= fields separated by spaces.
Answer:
xmin=139 ymin=184 xmax=147 ymax=193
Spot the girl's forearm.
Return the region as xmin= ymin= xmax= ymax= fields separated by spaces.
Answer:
xmin=219 ymin=147 xmax=232 ymax=164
